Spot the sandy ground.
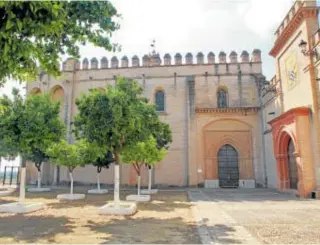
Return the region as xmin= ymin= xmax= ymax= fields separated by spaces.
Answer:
xmin=0 ymin=187 xmax=201 ymax=244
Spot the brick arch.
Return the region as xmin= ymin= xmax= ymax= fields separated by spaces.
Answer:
xmin=203 ymin=118 xmax=253 ymax=130
xmin=274 ymin=126 xmax=299 ymax=156
xmin=210 ymin=137 xmax=242 ymax=158
xmin=203 ymin=119 xmax=253 ymax=180
xmin=273 ymin=127 xmax=303 ymax=193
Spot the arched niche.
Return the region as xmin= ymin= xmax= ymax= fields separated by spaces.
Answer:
xmin=50 ymin=85 xmax=65 ymax=121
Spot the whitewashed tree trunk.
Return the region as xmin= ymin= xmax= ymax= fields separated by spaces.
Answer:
xmin=69 ymin=172 xmax=74 ymax=195
xmin=97 ymin=172 xmax=101 ymax=191
xmin=114 ymin=164 xmax=120 ymax=208
xmin=19 ymin=167 xmax=26 ymax=204
xmin=148 ymin=168 xmax=152 ymax=192
xmin=52 ymin=164 xmax=57 ymax=186
xmin=37 ymin=170 xmax=41 ymax=189
xmin=137 ymin=175 xmax=141 ymax=196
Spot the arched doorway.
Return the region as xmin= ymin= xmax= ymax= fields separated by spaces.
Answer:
xmin=218 ymin=144 xmax=239 ymax=188
xmin=287 ymin=138 xmax=298 ymax=189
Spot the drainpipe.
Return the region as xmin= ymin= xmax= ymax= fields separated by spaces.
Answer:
xmin=252 ymin=74 xmax=268 ymax=188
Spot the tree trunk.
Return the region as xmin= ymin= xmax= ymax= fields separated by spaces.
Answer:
xmin=137 ymin=175 xmax=141 ymax=196
xmin=37 ymin=170 xmax=41 ymax=189
xmin=52 ymin=164 xmax=57 ymax=186
xmin=97 ymin=172 xmax=100 ymax=191
xmin=148 ymin=168 xmax=152 ymax=192
xmin=69 ymin=171 xmax=74 ymax=195
xmin=19 ymin=157 xmax=27 ymax=204
xmin=114 ymin=163 xmax=120 ymax=208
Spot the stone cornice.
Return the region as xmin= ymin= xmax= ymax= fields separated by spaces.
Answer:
xmin=196 ymin=107 xmax=259 ymax=114
xmin=269 ymin=7 xmax=319 ymax=57
xmin=268 ymin=106 xmax=311 ymax=126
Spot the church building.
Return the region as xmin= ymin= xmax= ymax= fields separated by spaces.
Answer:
xmin=25 ymin=0 xmax=320 ymax=198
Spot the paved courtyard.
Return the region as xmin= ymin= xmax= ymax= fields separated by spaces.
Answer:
xmin=189 ymin=189 xmax=320 ymax=244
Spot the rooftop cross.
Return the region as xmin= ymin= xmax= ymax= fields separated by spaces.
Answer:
xmin=150 ymin=39 xmax=156 ymax=56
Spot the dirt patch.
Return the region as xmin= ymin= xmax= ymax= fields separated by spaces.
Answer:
xmin=0 ymin=188 xmax=200 ymax=244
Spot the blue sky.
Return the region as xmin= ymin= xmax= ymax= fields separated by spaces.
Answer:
xmin=0 ymin=0 xmax=319 ymax=169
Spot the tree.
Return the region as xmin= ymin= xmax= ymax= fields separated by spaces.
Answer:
xmin=92 ymin=150 xmax=114 ymax=191
xmin=74 ymin=77 xmax=155 ymax=208
xmin=0 ymin=89 xmax=65 ymax=201
xmin=145 ymin=121 xmax=172 ymax=192
xmin=46 ymin=139 xmax=105 ymax=195
xmin=0 ymin=1 xmax=120 ymax=86
xmin=121 ymin=136 xmax=167 ymax=196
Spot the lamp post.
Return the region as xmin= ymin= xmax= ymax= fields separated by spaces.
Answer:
xmin=299 ymin=39 xmax=318 ymax=58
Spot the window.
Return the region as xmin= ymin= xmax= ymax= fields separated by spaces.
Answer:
xmin=217 ymin=89 xmax=228 ymax=108
xmin=155 ymin=90 xmax=165 ymax=112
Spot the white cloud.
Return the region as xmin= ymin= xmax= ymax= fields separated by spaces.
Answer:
xmin=1 ymin=0 xmax=301 ymax=97
xmin=242 ymin=0 xmax=294 ymax=38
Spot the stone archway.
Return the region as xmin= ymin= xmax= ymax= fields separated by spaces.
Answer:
xmin=274 ymin=130 xmax=300 ymax=191
xmin=202 ymin=119 xmax=255 ymax=188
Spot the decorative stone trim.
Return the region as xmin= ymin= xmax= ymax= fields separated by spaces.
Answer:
xmin=196 ymin=107 xmax=259 ymax=114
xmin=268 ymin=106 xmax=310 ymax=126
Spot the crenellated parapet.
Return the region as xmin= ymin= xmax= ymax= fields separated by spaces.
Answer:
xmin=60 ymin=49 xmax=262 ymax=71
xmin=269 ymin=0 xmax=318 ymax=57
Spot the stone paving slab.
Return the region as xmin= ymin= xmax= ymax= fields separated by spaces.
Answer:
xmin=188 ymin=190 xmax=260 ymax=244
xmin=190 ymin=189 xmax=320 ymax=244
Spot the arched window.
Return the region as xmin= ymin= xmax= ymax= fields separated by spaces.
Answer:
xmin=217 ymin=89 xmax=228 ymax=108
xmin=155 ymin=90 xmax=165 ymax=112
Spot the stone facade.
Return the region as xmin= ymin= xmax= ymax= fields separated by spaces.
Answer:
xmin=25 ymin=0 xmax=320 ymax=197
xmin=26 ymin=49 xmax=265 ymax=188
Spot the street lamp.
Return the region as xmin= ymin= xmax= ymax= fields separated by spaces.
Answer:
xmin=299 ymin=39 xmax=318 ymax=57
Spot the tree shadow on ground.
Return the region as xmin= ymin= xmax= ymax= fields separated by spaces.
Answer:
xmin=85 ymin=216 xmax=201 ymax=244
xmin=0 ymin=214 xmax=74 ymax=243
xmin=204 ymin=223 xmax=243 ymax=244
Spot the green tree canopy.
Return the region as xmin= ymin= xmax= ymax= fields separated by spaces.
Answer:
xmin=74 ymin=77 xmax=154 ymax=162
xmin=0 ymin=89 xmax=65 ymax=166
xmin=0 ymin=1 xmax=120 ymax=85
xmin=121 ymin=136 xmax=167 ymax=175
xmin=46 ymin=139 xmax=105 ymax=172
xmin=74 ymin=77 xmax=170 ymax=205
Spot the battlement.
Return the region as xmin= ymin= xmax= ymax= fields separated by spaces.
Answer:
xmin=61 ymin=50 xmax=262 ymax=71
xmin=274 ymin=1 xmax=316 ymax=39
